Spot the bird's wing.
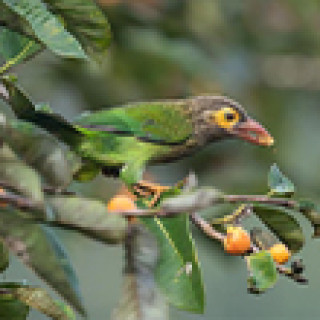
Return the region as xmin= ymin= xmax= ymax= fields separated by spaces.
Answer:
xmin=74 ymin=101 xmax=193 ymax=145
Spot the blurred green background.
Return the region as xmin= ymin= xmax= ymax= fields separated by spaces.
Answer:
xmin=3 ymin=0 xmax=320 ymax=318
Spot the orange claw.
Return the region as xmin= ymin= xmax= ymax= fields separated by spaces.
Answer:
xmin=133 ymin=180 xmax=171 ymax=208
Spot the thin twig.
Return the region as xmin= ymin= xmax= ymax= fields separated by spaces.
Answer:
xmin=212 ymin=204 xmax=253 ymax=225
xmin=0 ymin=192 xmax=43 ymax=211
xmin=190 ymin=212 xmax=225 ymax=242
xmin=224 ymin=195 xmax=296 ymax=209
xmin=124 ymin=222 xmax=138 ymax=274
xmin=42 ymin=186 xmax=77 ymax=196
xmin=0 ymin=180 xmax=76 ymax=196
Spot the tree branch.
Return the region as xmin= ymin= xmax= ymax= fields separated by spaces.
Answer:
xmin=0 ymin=180 xmax=299 ymax=217
xmin=224 ymin=195 xmax=296 ymax=209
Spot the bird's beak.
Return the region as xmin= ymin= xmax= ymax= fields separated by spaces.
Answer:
xmin=232 ymin=117 xmax=274 ymax=146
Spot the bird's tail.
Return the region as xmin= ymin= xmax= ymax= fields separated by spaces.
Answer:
xmin=0 ymin=76 xmax=82 ymax=148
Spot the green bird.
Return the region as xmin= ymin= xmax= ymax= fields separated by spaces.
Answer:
xmin=2 ymin=80 xmax=274 ymax=192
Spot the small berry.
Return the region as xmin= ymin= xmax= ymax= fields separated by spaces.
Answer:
xmin=268 ymin=243 xmax=291 ymax=264
xmin=223 ymin=226 xmax=251 ymax=255
xmin=107 ymin=195 xmax=137 ymax=213
xmin=0 ymin=188 xmax=7 ymax=208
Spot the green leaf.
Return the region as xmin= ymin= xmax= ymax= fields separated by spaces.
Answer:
xmin=0 ymin=3 xmax=35 ymax=40
xmin=42 ymin=227 xmax=82 ymax=305
xmin=14 ymin=287 xmax=76 ymax=320
xmin=0 ymin=207 xmax=85 ymax=315
xmin=0 ymin=77 xmax=82 ymax=148
xmin=54 ymin=301 xmax=76 ymax=320
xmin=47 ymin=195 xmax=127 ymax=244
xmin=112 ymin=225 xmax=168 ymax=320
xmin=42 ymin=0 xmax=112 ymax=60
xmin=141 ymin=214 xmax=204 ymax=313
xmin=268 ymin=164 xmax=295 ymax=196
xmin=2 ymin=0 xmax=87 ymax=59
xmin=254 ymin=205 xmax=304 ymax=253
xmin=0 ymin=240 xmax=9 ymax=272
xmin=0 ymin=28 xmax=42 ymax=73
xmin=0 ymin=284 xmax=29 ymax=320
xmin=248 ymin=251 xmax=277 ymax=292
xmin=2 ymin=119 xmax=81 ymax=188
xmin=298 ymin=200 xmax=320 ymax=238
xmin=0 ymin=143 xmax=44 ymax=203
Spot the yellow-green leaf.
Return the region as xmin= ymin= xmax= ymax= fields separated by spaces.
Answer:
xmin=248 ymin=251 xmax=277 ymax=292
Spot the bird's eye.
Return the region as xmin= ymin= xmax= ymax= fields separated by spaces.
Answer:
xmin=225 ymin=112 xmax=235 ymax=121
xmin=211 ymin=107 xmax=240 ymax=129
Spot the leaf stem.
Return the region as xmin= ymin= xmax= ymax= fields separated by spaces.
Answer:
xmin=190 ymin=212 xmax=225 ymax=242
xmin=223 ymin=195 xmax=296 ymax=209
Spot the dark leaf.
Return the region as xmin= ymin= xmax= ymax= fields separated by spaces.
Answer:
xmin=43 ymin=0 xmax=112 ymax=61
xmin=0 ymin=77 xmax=82 ymax=148
xmin=268 ymin=164 xmax=294 ymax=196
xmin=254 ymin=205 xmax=304 ymax=253
xmin=0 ymin=207 xmax=85 ymax=315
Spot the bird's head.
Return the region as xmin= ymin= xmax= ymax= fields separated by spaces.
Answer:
xmin=190 ymin=96 xmax=274 ymax=147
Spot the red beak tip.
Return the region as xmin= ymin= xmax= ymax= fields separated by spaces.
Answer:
xmin=234 ymin=118 xmax=275 ymax=147
xmin=259 ymin=135 xmax=275 ymax=147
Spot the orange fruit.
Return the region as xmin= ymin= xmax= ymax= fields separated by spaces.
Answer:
xmin=107 ymin=195 xmax=137 ymax=213
xmin=223 ymin=226 xmax=251 ymax=255
xmin=0 ymin=188 xmax=7 ymax=208
xmin=268 ymin=243 xmax=291 ymax=264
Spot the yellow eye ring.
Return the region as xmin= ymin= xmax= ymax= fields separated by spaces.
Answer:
xmin=212 ymin=107 xmax=240 ymax=129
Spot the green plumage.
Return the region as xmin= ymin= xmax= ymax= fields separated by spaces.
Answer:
xmin=1 ymin=78 xmax=198 ymax=182
xmin=74 ymin=101 xmax=193 ymax=168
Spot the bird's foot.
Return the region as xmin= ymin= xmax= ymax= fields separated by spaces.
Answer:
xmin=132 ymin=180 xmax=171 ymax=208
xmin=132 ymin=176 xmax=191 ymax=208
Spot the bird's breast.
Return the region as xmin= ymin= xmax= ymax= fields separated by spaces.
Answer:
xmin=150 ymin=138 xmax=199 ymax=164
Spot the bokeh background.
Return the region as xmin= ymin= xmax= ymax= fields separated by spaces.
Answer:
xmin=3 ymin=0 xmax=320 ymax=319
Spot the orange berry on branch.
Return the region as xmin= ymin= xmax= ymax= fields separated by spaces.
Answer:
xmin=268 ymin=243 xmax=291 ymax=265
xmin=223 ymin=226 xmax=251 ymax=255
xmin=0 ymin=187 xmax=7 ymax=208
xmin=107 ymin=195 xmax=137 ymax=213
